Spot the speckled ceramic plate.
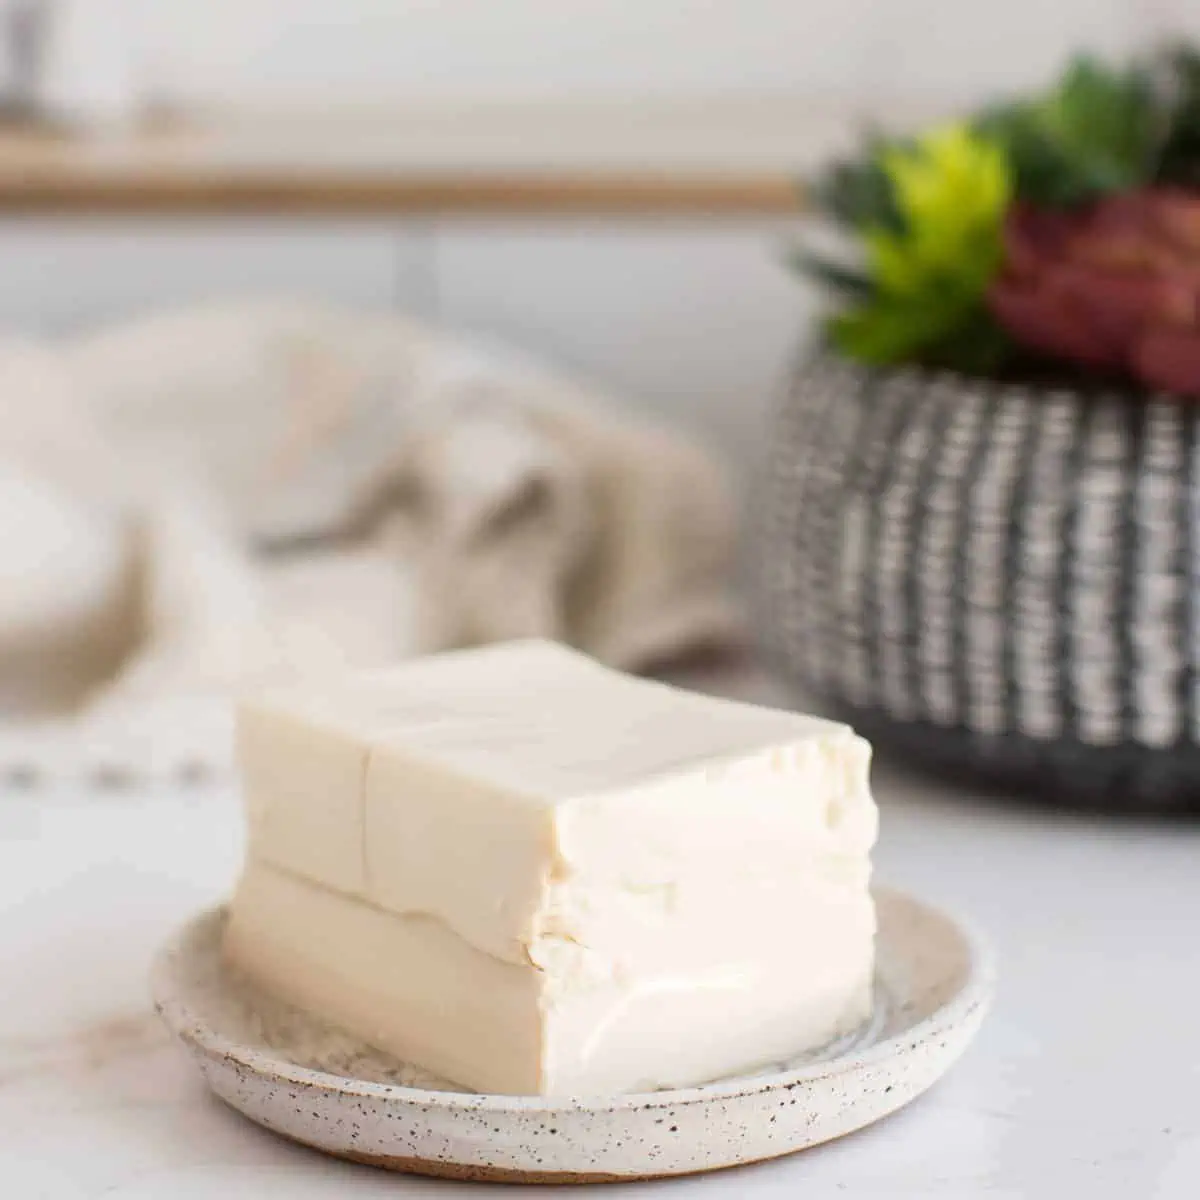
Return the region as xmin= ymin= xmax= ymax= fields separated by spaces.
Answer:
xmin=151 ymin=887 xmax=993 ymax=1184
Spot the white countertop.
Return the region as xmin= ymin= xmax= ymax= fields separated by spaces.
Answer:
xmin=2 ymin=694 xmax=1199 ymax=1197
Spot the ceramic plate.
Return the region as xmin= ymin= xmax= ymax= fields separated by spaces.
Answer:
xmin=151 ymin=887 xmax=993 ymax=1184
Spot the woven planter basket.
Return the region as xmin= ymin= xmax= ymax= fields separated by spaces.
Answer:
xmin=758 ymin=353 xmax=1200 ymax=812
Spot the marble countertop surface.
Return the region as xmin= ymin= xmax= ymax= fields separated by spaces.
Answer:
xmin=2 ymin=675 xmax=1199 ymax=1197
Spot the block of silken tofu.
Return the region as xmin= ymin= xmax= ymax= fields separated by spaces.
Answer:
xmin=224 ymin=639 xmax=878 ymax=1096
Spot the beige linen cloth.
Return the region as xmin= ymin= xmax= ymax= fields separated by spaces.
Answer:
xmin=0 ymin=300 xmax=742 ymax=783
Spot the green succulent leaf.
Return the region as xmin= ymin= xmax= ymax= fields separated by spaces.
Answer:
xmin=1156 ymin=44 xmax=1200 ymax=186
xmin=830 ymin=299 xmax=1011 ymax=374
xmin=814 ymin=124 xmax=1012 ymax=369
xmin=978 ymin=54 xmax=1162 ymax=204
xmin=812 ymin=137 xmax=905 ymax=232
xmin=787 ymin=248 xmax=875 ymax=300
xmin=1040 ymin=57 xmax=1159 ymax=178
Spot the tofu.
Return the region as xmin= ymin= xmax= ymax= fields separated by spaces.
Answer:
xmin=225 ymin=639 xmax=878 ymax=1095
xmin=237 ymin=699 xmax=371 ymax=897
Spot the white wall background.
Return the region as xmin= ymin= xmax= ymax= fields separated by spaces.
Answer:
xmin=128 ymin=0 xmax=1189 ymax=113
xmin=8 ymin=0 xmax=1200 ymax=491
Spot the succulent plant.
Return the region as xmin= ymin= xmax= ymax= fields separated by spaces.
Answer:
xmin=797 ymin=45 xmax=1200 ymax=388
xmin=1154 ymin=46 xmax=1200 ymax=188
xmin=977 ymin=56 xmax=1164 ymax=206
xmin=988 ymin=189 xmax=1200 ymax=396
xmin=800 ymin=124 xmax=1013 ymax=372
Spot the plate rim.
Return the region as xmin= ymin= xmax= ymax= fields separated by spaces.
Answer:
xmin=151 ymin=883 xmax=995 ymax=1115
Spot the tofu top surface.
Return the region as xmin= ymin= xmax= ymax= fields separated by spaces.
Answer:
xmin=243 ymin=639 xmax=856 ymax=804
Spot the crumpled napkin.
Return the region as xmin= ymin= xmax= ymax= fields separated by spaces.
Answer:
xmin=0 ymin=300 xmax=744 ymax=785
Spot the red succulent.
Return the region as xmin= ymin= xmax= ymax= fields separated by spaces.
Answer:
xmin=988 ymin=188 xmax=1200 ymax=396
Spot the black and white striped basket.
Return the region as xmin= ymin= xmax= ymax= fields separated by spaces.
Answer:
xmin=758 ymin=353 xmax=1200 ymax=811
